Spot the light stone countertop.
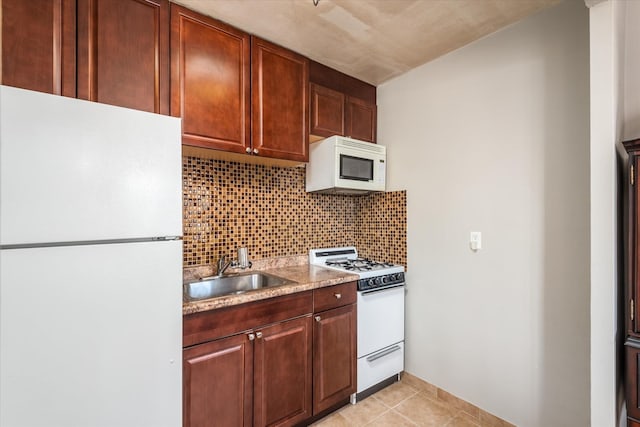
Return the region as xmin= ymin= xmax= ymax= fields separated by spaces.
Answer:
xmin=182 ymin=259 xmax=359 ymax=316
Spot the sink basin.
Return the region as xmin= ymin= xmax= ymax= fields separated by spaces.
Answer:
xmin=184 ymin=272 xmax=295 ymax=301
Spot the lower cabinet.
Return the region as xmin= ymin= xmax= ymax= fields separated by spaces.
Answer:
xmin=184 ymin=316 xmax=312 ymax=427
xmin=627 ymin=341 xmax=640 ymax=424
xmin=313 ymin=304 xmax=356 ymax=414
xmin=183 ymin=291 xmax=313 ymax=427
xmin=312 ymin=282 xmax=357 ymax=415
xmin=183 ymin=333 xmax=253 ymax=426
xmin=183 ymin=282 xmax=357 ymax=426
xmin=254 ymin=316 xmax=313 ymax=426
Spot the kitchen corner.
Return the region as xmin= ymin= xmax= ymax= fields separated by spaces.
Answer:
xmin=181 ymin=156 xmax=408 ymax=426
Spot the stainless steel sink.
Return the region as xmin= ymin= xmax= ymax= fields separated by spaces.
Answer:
xmin=184 ymin=272 xmax=295 ymax=301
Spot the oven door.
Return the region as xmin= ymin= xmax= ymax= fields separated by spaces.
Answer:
xmin=357 ymin=284 xmax=405 ymax=358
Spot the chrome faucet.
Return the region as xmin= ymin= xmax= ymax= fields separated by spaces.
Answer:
xmin=216 ymin=255 xmax=232 ymax=277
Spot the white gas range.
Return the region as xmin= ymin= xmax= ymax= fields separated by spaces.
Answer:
xmin=309 ymin=247 xmax=405 ymax=399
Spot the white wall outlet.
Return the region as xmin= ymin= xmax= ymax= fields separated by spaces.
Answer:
xmin=470 ymin=231 xmax=482 ymax=251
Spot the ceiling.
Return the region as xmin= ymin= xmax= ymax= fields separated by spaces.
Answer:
xmin=174 ymin=0 xmax=561 ymax=86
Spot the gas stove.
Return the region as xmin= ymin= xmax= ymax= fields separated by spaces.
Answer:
xmin=309 ymin=246 xmax=405 ymax=291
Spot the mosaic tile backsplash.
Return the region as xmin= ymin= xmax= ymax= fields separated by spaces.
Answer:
xmin=183 ymin=156 xmax=407 ymax=268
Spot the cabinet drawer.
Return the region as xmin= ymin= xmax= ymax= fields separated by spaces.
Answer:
xmin=313 ymin=282 xmax=356 ymax=312
xmin=183 ymin=290 xmax=313 ymax=347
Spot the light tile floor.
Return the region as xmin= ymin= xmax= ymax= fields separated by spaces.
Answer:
xmin=311 ymin=380 xmax=485 ymax=427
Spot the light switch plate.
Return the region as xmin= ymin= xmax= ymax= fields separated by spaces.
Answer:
xmin=470 ymin=231 xmax=482 ymax=251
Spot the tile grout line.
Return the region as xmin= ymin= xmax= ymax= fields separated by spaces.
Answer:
xmin=389 ymin=407 xmax=420 ymax=426
xmin=361 ymin=407 xmax=391 ymax=426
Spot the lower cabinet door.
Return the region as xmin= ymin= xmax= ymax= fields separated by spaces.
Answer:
xmin=253 ymin=315 xmax=313 ymax=427
xmin=183 ymin=333 xmax=253 ymax=427
xmin=627 ymin=343 xmax=640 ymax=423
xmin=313 ymin=304 xmax=357 ymax=414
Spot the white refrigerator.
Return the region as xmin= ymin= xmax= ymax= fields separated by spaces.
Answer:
xmin=0 ymin=86 xmax=183 ymax=426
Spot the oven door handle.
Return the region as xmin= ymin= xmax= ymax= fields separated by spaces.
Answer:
xmin=360 ymin=283 xmax=405 ymax=295
xmin=366 ymin=345 xmax=402 ymax=362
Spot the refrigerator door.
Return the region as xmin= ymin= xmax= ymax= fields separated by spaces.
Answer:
xmin=0 ymin=85 xmax=182 ymax=245
xmin=0 ymin=241 xmax=182 ymax=427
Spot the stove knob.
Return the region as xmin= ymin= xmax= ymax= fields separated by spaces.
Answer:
xmin=374 ymin=277 xmax=382 ymax=286
xmin=367 ymin=279 xmax=375 ymax=288
xmin=382 ymin=276 xmax=389 ymax=284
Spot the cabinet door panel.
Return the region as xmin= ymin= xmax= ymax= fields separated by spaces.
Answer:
xmin=345 ymin=96 xmax=377 ymax=143
xmin=254 ymin=316 xmax=312 ymax=427
xmin=183 ymin=334 xmax=253 ymax=427
xmin=77 ymin=0 xmax=169 ymax=113
xmin=252 ymin=37 xmax=309 ymax=162
xmin=310 ymin=83 xmax=344 ymax=138
xmin=313 ymin=304 xmax=357 ymax=414
xmin=634 ymin=155 xmax=640 ymax=334
xmin=628 ymin=344 xmax=640 ymax=422
xmin=1 ymin=0 xmax=75 ymax=96
xmin=171 ymin=4 xmax=250 ymax=152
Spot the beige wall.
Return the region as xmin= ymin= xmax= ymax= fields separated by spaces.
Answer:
xmin=377 ymin=1 xmax=590 ymax=425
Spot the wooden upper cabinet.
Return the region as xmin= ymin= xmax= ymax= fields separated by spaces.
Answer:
xmin=309 ymin=61 xmax=377 ymax=143
xmin=345 ymin=96 xmax=377 ymax=143
xmin=170 ymin=4 xmax=250 ymax=152
xmin=310 ymin=85 xmax=377 ymax=143
xmin=251 ymin=37 xmax=309 ymax=163
xmin=76 ymin=0 xmax=169 ymax=114
xmin=310 ymin=83 xmax=345 ymax=138
xmin=1 ymin=0 xmax=76 ymax=96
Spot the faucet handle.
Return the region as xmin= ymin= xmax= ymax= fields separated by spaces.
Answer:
xmin=216 ymin=254 xmax=232 ymax=276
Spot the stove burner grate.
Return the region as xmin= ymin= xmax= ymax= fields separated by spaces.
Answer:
xmin=325 ymin=257 xmax=394 ymax=271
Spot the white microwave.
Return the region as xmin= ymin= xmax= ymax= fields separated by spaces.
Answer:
xmin=306 ymin=135 xmax=386 ymax=195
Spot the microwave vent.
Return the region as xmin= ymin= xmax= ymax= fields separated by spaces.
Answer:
xmin=338 ymin=139 xmax=386 ymax=154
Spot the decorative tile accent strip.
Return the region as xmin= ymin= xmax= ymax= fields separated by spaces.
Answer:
xmin=182 ymin=156 xmax=406 ymax=269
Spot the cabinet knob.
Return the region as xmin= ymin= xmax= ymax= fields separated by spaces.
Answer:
xmin=245 ymin=147 xmax=251 ymax=154
xmin=253 ymin=148 xmax=259 ymax=155
xmin=315 ymin=316 xmax=321 ymax=322
xmin=248 ymin=333 xmax=255 ymax=341
xmin=334 ymin=293 xmax=342 ymax=299
xmin=256 ymin=331 xmax=263 ymax=339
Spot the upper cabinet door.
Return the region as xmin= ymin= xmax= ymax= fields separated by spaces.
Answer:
xmin=1 ymin=0 xmax=76 ymax=96
xmin=310 ymin=83 xmax=345 ymax=138
xmin=170 ymin=4 xmax=250 ymax=153
xmin=345 ymin=96 xmax=377 ymax=143
xmin=76 ymin=0 xmax=169 ymax=114
xmin=251 ymin=37 xmax=309 ymax=162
